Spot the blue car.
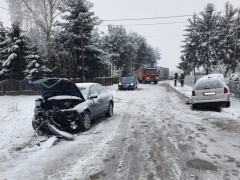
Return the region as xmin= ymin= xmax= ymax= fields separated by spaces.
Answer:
xmin=118 ymin=77 xmax=138 ymax=90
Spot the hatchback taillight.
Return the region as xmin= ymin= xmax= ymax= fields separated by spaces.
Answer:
xmin=192 ymin=90 xmax=196 ymax=96
xmin=224 ymin=87 xmax=229 ymax=94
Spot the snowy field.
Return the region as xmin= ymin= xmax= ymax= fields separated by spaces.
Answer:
xmin=0 ymin=81 xmax=240 ymax=179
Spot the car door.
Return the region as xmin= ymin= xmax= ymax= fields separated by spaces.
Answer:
xmin=89 ymin=85 xmax=101 ymax=117
xmin=96 ymin=84 xmax=109 ymax=112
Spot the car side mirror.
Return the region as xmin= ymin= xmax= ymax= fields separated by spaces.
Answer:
xmin=89 ymin=94 xmax=98 ymax=99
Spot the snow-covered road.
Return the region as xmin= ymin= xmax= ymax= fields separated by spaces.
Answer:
xmin=0 ymin=82 xmax=240 ymax=180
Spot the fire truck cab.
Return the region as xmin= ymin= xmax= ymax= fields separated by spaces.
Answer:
xmin=137 ymin=67 xmax=159 ymax=84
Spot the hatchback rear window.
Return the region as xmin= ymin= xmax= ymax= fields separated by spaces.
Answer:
xmin=195 ymin=79 xmax=223 ymax=90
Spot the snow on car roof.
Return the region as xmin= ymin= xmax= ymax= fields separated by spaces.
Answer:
xmin=199 ymin=73 xmax=224 ymax=80
xmin=198 ymin=74 xmax=225 ymax=83
xmin=75 ymin=83 xmax=97 ymax=88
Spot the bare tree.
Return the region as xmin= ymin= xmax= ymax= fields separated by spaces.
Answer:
xmin=6 ymin=0 xmax=24 ymax=25
xmin=7 ymin=0 xmax=65 ymax=59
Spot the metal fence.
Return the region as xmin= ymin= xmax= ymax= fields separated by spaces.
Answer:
xmin=0 ymin=77 xmax=118 ymax=96
xmin=0 ymin=79 xmax=38 ymax=96
xmin=228 ymin=81 xmax=240 ymax=96
xmin=182 ymin=75 xmax=203 ymax=87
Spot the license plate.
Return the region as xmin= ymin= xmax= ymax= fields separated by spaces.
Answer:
xmin=203 ymin=92 xmax=216 ymax=96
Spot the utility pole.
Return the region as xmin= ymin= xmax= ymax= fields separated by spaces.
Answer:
xmin=80 ymin=31 xmax=85 ymax=82
xmin=233 ymin=8 xmax=240 ymax=73
xmin=193 ymin=13 xmax=197 ymax=83
xmin=206 ymin=32 xmax=210 ymax=75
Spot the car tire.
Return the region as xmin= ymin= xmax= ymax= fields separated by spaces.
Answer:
xmin=81 ymin=111 xmax=91 ymax=131
xmin=106 ymin=102 xmax=113 ymax=117
xmin=192 ymin=104 xmax=197 ymax=110
xmin=154 ymin=81 xmax=158 ymax=84
xmin=225 ymin=101 xmax=230 ymax=108
xmin=32 ymin=116 xmax=50 ymax=134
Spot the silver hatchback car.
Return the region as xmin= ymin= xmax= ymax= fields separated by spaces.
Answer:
xmin=191 ymin=76 xmax=230 ymax=109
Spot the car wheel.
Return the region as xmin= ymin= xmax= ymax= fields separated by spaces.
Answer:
xmin=81 ymin=111 xmax=91 ymax=131
xmin=32 ymin=116 xmax=50 ymax=134
xmin=192 ymin=104 xmax=197 ymax=110
xmin=225 ymin=101 xmax=230 ymax=108
xmin=106 ymin=102 xmax=113 ymax=117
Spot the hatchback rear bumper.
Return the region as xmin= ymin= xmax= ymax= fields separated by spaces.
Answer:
xmin=192 ymin=94 xmax=230 ymax=104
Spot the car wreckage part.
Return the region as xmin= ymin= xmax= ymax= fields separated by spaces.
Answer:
xmin=47 ymin=123 xmax=74 ymax=141
xmin=33 ymin=104 xmax=82 ymax=136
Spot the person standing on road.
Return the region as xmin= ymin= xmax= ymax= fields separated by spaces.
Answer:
xmin=180 ymin=73 xmax=185 ymax=87
xmin=174 ymin=73 xmax=178 ymax=86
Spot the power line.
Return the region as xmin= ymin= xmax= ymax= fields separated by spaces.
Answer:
xmin=102 ymin=14 xmax=197 ymax=22
xmin=99 ymin=21 xmax=188 ymax=27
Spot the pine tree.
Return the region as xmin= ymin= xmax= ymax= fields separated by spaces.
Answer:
xmin=0 ymin=23 xmax=27 ymax=80
xmin=52 ymin=31 xmax=78 ymax=78
xmin=178 ymin=55 xmax=192 ymax=75
xmin=24 ymin=44 xmax=50 ymax=80
xmin=84 ymin=30 xmax=109 ymax=78
xmin=0 ymin=23 xmax=8 ymax=80
xmin=216 ymin=2 xmax=236 ymax=75
xmin=180 ymin=13 xmax=200 ymax=75
xmin=197 ymin=3 xmax=219 ymax=74
xmin=51 ymin=0 xmax=101 ymax=80
xmin=136 ymin=41 xmax=149 ymax=69
xmin=103 ymin=25 xmax=129 ymax=70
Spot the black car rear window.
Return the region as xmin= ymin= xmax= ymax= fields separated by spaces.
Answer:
xmin=195 ymin=79 xmax=223 ymax=90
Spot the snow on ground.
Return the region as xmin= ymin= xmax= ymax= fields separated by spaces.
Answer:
xmin=0 ymin=82 xmax=240 ymax=179
xmin=0 ymin=95 xmax=40 ymax=158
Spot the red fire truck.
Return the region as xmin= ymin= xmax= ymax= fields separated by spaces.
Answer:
xmin=137 ymin=67 xmax=159 ymax=84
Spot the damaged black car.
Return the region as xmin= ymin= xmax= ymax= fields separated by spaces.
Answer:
xmin=32 ymin=78 xmax=114 ymax=140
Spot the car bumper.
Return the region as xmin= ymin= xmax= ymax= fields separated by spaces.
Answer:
xmin=118 ymin=85 xmax=135 ymax=90
xmin=191 ymin=94 xmax=230 ymax=104
xmin=145 ymin=78 xmax=158 ymax=82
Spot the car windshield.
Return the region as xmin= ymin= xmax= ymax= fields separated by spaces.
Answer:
xmin=195 ymin=79 xmax=223 ymax=90
xmin=121 ymin=77 xmax=135 ymax=83
xmin=145 ymin=69 xmax=158 ymax=74
xmin=78 ymin=87 xmax=87 ymax=99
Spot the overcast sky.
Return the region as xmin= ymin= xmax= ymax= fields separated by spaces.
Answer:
xmin=1 ymin=0 xmax=239 ymax=72
xmin=89 ymin=0 xmax=240 ymax=71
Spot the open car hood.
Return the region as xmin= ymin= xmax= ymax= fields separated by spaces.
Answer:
xmin=33 ymin=78 xmax=85 ymax=101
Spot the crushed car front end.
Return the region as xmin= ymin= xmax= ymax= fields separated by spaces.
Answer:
xmin=32 ymin=78 xmax=85 ymax=136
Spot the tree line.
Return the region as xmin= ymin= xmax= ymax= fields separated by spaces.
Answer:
xmin=0 ymin=0 xmax=160 ymax=81
xmin=179 ymin=2 xmax=240 ymax=76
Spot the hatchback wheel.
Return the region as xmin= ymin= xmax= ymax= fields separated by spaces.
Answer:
xmin=81 ymin=111 xmax=91 ymax=131
xmin=225 ymin=101 xmax=230 ymax=108
xmin=192 ymin=104 xmax=197 ymax=110
xmin=106 ymin=102 xmax=113 ymax=117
